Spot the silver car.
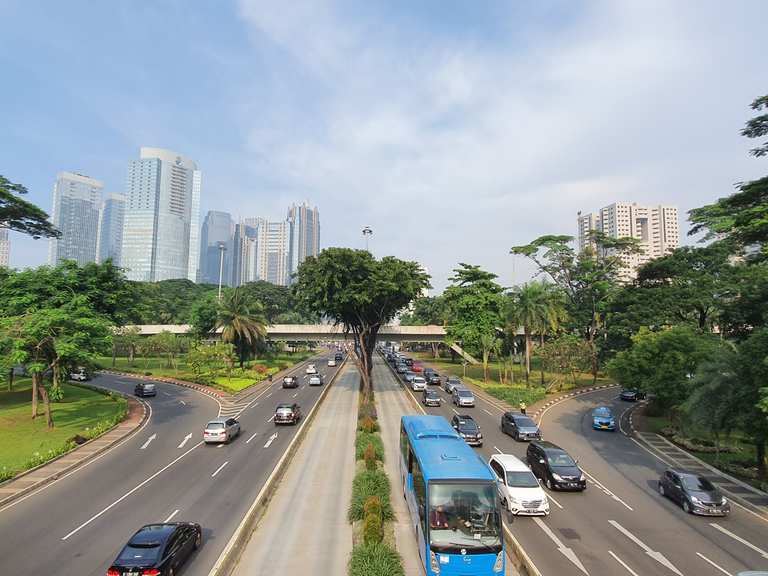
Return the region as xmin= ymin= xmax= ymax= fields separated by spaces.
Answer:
xmin=444 ymin=376 xmax=462 ymax=394
xmin=410 ymin=376 xmax=427 ymax=391
xmin=204 ymin=418 xmax=241 ymax=444
xmin=452 ymin=387 xmax=475 ymax=407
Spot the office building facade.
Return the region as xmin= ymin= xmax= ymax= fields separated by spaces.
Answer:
xmin=96 ymin=193 xmax=126 ymax=266
xmin=287 ymin=202 xmax=320 ymax=282
xmin=0 ymin=228 xmax=9 ymax=267
xmin=199 ymin=210 xmax=234 ymax=285
xmin=48 ymin=172 xmax=103 ymax=266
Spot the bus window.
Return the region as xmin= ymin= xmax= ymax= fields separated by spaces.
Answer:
xmin=412 ymin=455 xmax=426 ymax=520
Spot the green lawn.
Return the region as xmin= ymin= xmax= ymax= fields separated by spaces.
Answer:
xmin=0 ymin=378 xmax=127 ymax=480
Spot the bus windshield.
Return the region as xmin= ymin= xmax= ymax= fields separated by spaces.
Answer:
xmin=428 ymin=482 xmax=501 ymax=554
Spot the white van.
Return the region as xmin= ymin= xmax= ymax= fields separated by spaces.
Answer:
xmin=489 ymin=453 xmax=550 ymax=516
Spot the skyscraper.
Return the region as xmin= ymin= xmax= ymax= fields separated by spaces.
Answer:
xmin=48 ymin=172 xmax=103 ymax=266
xmin=199 ymin=210 xmax=234 ymax=285
xmin=577 ymin=202 xmax=679 ymax=280
xmin=0 ymin=228 xmax=9 ymax=267
xmin=258 ymin=221 xmax=290 ymax=286
xmin=287 ymin=202 xmax=320 ymax=282
xmin=96 ymin=193 xmax=126 ymax=266
xmin=121 ymin=148 xmax=202 ymax=282
xmin=231 ymin=218 xmax=261 ymax=287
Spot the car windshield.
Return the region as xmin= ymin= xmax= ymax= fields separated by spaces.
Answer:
xmin=118 ymin=543 xmax=161 ymax=563
xmin=547 ymin=451 xmax=576 ymax=467
xmin=457 ymin=420 xmax=478 ymax=431
xmin=506 ymin=471 xmax=539 ymax=488
xmin=515 ymin=417 xmax=536 ymax=428
xmin=428 ymin=482 xmax=501 ymax=553
xmin=277 ymin=408 xmax=293 ymax=414
xmin=425 ymin=391 xmax=438 ymax=397
xmin=207 ymin=422 xmax=225 ymax=430
xmin=593 ymin=408 xmax=612 ymax=418
xmin=458 ymin=390 xmax=473 ymax=397
xmin=682 ymin=476 xmax=716 ymax=491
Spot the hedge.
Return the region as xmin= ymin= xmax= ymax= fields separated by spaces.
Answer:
xmin=348 ymin=469 xmax=393 ymax=522
xmin=348 ymin=542 xmax=404 ymax=576
xmin=355 ymin=430 xmax=384 ymax=461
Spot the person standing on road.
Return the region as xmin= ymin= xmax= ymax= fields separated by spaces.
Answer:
xmin=519 ymin=401 xmax=527 ymax=415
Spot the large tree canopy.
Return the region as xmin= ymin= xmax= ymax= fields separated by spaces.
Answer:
xmin=0 ymin=175 xmax=60 ymax=239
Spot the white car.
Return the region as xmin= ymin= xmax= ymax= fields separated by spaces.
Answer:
xmin=306 ymin=364 xmax=317 ymax=375
xmin=327 ymin=359 xmax=337 ymax=367
xmin=69 ymin=367 xmax=89 ymax=381
xmin=203 ymin=418 xmax=241 ymax=444
xmin=308 ymin=375 xmax=323 ymax=386
xmin=410 ymin=376 xmax=427 ymax=391
xmin=489 ymin=454 xmax=549 ymax=516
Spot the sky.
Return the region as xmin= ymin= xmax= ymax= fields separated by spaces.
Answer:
xmin=1 ymin=0 xmax=766 ymax=292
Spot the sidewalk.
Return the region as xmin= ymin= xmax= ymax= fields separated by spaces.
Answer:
xmin=235 ymin=365 xmax=359 ymax=575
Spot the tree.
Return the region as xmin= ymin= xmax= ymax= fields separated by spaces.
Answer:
xmin=113 ymin=325 xmax=142 ymax=366
xmin=216 ymin=287 xmax=268 ymax=368
xmin=0 ymin=175 xmax=60 ymax=238
xmin=538 ymin=334 xmax=592 ymax=390
xmin=189 ymin=292 xmax=219 ymax=340
xmin=239 ymin=281 xmax=292 ymax=323
xmin=478 ymin=332 xmax=501 ymax=383
xmin=399 ymin=296 xmax=449 ymax=358
xmin=735 ymin=328 xmax=768 ymax=481
xmin=293 ymin=248 xmax=429 ymax=402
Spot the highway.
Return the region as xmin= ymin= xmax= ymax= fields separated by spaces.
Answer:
xmin=0 ymin=353 xmax=342 ymax=576
xmin=388 ymin=355 xmax=768 ymax=576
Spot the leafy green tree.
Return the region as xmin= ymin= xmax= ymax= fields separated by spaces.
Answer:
xmin=216 ymin=287 xmax=268 ymax=368
xmin=129 ymin=279 xmax=217 ymax=324
xmin=0 ymin=175 xmax=60 ymax=239
xmin=239 ymin=281 xmax=292 ymax=322
xmin=735 ymin=328 xmax=768 ymax=480
xmin=189 ymin=292 xmax=219 ymax=340
xmin=398 ymin=296 xmax=447 ymax=326
xmin=293 ymin=248 xmax=429 ymax=401
xmin=112 ymin=325 xmax=142 ymax=366
xmin=187 ymin=341 xmax=236 ymax=381
xmin=538 ymin=334 xmax=592 ymax=390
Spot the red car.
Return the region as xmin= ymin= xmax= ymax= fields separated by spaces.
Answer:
xmin=411 ymin=361 xmax=424 ymax=373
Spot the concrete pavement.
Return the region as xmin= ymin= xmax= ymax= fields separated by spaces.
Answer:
xmin=235 ymin=365 xmax=359 ymax=575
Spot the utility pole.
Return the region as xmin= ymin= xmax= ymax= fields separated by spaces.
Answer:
xmin=362 ymin=226 xmax=373 ymax=252
xmin=217 ymin=242 xmax=227 ymax=301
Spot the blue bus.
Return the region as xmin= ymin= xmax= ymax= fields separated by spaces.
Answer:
xmin=400 ymin=415 xmax=505 ymax=575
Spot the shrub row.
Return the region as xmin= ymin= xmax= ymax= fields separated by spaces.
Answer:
xmin=348 ymin=542 xmax=405 ymax=576
xmin=348 ymin=469 xmax=394 ymax=522
xmin=355 ymin=430 xmax=384 ymax=462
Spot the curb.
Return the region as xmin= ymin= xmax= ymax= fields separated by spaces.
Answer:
xmin=531 ymin=384 xmax=620 ymax=422
xmin=206 ymin=356 xmax=351 ymax=576
xmin=99 ymin=369 xmax=228 ymax=401
xmin=0 ymin=385 xmax=149 ymax=509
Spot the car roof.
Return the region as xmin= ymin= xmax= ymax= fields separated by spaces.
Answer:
xmin=509 ymin=412 xmax=533 ymax=420
xmin=456 ymin=388 xmax=473 ymax=394
xmin=593 ymin=406 xmax=612 ymax=413
xmin=531 ymin=440 xmax=565 ymax=453
xmin=130 ymin=524 xmax=178 ymax=544
xmin=491 ymin=453 xmax=530 ymax=472
xmin=666 ymin=468 xmax=702 ymax=478
xmin=456 ymin=414 xmax=475 ymax=421
xmin=206 ymin=418 xmax=227 ymax=425
xmin=276 ymin=402 xmax=295 ymax=408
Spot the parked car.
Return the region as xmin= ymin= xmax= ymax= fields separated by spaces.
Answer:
xmin=451 ymin=414 xmax=483 ymax=446
xmin=620 ymin=389 xmax=646 ymax=402
xmin=107 ymin=523 xmax=202 ymax=576
xmin=452 ymin=387 xmax=475 ymax=408
xmin=275 ymin=403 xmax=302 ymax=425
xmin=526 ymin=441 xmax=586 ymax=491
xmin=410 ymin=376 xmax=427 ymax=391
xmin=282 ymin=376 xmax=298 ymax=389
xmin=422 ymin=388 xmax=442 ymax=407
xmin=306 ymin=364 xmax=318 ymax=375
xmin=134 ymin=382 xmax=157 ymax=397
xmin=308 ymin=375 xmax=323 ymax=386
xmin=69 ymin=367 xmax=90 ymax=381
xmin=489 ymin=454 xmax=549 ymax=516
xmin=592 ymin=406 xmax=616 ymax=431
xmin=658 ymin=469 xmax=730 ymax=516
xmin=203 ymin=418 xmax=240 ymax=444
xmin=443 ymin=376 xmax=462 ymax=394
xmin=327 ymin=358 xmax=337 ymax=367
xmin=501 ymin=412 xmax=542 ymax=441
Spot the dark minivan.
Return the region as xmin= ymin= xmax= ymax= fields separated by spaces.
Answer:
xmin=501 ymin=412 xmax=542 ymax=441
xmin=658 ymin=469 xmax=730 ymax=516
xmin=107 ymin=522 xmax=201 ymax=576
xmin=526 ymin=441 xmax=586 ymax=491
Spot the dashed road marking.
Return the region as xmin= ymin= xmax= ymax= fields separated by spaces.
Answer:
xmin=211 ymin=461 xmax=229 ymax=478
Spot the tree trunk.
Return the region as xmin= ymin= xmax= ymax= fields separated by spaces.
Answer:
xmin=31 ymin=372 xmax=39 ymax=419
xmin=112 ymin=342 xmax=117 ymax=367
xmin=431 ymin=342 xmax=439 ymax=359
xmin=37 ymin=383 xmax=54 ymax=428
xmin=8 ymin=368 xmax=13 ymax=392
xmin=129 ymin=344 xmax=135 ymax=365
xmin=524 ymin=331 xmax=531 ymax=384
xmin=52 ymin=363 xmax=61 ymax=396
xmin=539 ymin=334 xmax=545 ymax=387
xmin=757 ymin=436 xmax=766 ymax=482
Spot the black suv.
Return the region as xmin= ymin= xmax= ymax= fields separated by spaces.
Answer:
xmin=334 ymin=352 xmax=344 ymax=361
xmin=282 ymin=376 xmax=298 ymax=388
xmin=108 ymin=523 xmax=202 ymax=576
xmin=423 ymin=369 xmax=442 ymax=385
xmin=526 ymin=441 xmax=586 ymax=491
xmin=501 ymin=412 xmax=542 ymax=441
xmin=451 ymin=414 xmax=483 ymax=447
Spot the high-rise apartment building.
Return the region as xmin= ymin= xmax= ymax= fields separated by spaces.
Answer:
xmin=577 ymin=202 xmax=679 ymax=279
xmin=199 ymin=211 xmax=234 ymax=285
xmin=121 ymin=148 xmax=201 ymax=282
xmin=48 ymin=172 xmax=103 ymax=266
xmin=287 ymin=202 xmax=320 ymax=282
xmin=0 ymin=228 xmax=9 ymax=267
xmin=258 ymin=221 xmax=290 ymax=286
xmin=96 ymin=193 xmax=126 ymax=266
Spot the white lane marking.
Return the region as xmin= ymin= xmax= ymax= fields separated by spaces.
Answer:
xmin=61 ymin=441 xmax=203 ymax=540
xmin=267 ymin=415 xmax=275 ymax=423
xmin=292 ymin=393 xmax=298 ymax=398
xmin=216 ymin=443 xmax=224 ymax=448
xmin=609 ymin=520 xmax=683 ymax=575
xmin=162 ymin=391 xmax=171 ymax=396
xmin=246 ymin=431 xmax=259 ymax=444
xmin=581 ymin=469 xmax=633 ymax=511
xmin=179 ymin=400 xmax=186 ymax=406
xmin=263 ymin=432 xmax=278 ymax=448
xmin=609 ymin=550 xmax=640 ymax=576
xmin=164 ymin=509 xmax=180 ymax=523
xmin=140 ymin=433 xmax=157 ymax=450
xmin=695 ymin=552 xmax=733 ymax=576
xmin=710 ymin=523 xmax=768 ymax=559
xmin=547 ymin=493 xmax=564 ymax=510
xmin=177 ymin=433 xmax=193 ymax=449
xmin=211 ymin=461 xmax=229 ymax=478
xmin=451 ymin=408 xmax=460 ymax=415
xmin=266 ymin=392 xmax=273 ymax=398
xmin=618 ymin=404 xmax=634 ymax=436
xmin=494 ymin=446 xmax=503 ymax=454
xmin=482 ymin=408 xmax=494 ymax=417
xmin=533 ymin=517 xmax=589 ymax=575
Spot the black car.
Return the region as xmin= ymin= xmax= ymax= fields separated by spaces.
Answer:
xmin=422 ymin=388 xmax=442 ymax=407
xmin=108 ymin=522 xmax=201 ymax=576
xmin=423 ymin=370 xmax=442 ymax=385
xmin=334 ymin=352 xmax=344 ymax=361
xmin=403 ymin=357 xmax=414 ymax=367
xmin=275 ymin=402 xmax=302 ymax=425
xmin=282 ymin=376 xmax=298 ymax=389
xmin=451 ymin=414 xmax=483 ymax=447
xmin=658 ymin=469 xmax=730 ymax=516
xmin=134 ymin=382 xmax=157 ymax=397
xmin=526 ymin=441 xmax=586 ymax=491
xmin=501 ymin=412 xmax=542 ymax=441
xmin=620 ymin=389 xmax=646 ymax=402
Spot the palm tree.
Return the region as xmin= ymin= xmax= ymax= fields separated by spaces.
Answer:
xmin=216 ymin=287 xmax=268 ymax=368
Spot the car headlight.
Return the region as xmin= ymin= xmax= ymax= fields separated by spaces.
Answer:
xmin=493 ymin=551 xmax=504 ymax=573
xmin=690 ymin=495 xmax=702 ymax=504
xmin=579 ymin=474 xmax=586 ymax=482
xmin=542 ymin=494 xmax=549 ymax=505
xmin=552 ymin=473 xmax=564 ymax=482
xmin=430 ymin=551 xmax=441 ymax=575
xmin=477 ymin=433 xmax=483 ymax=439
xmin=459 ymin=432 xmax=467 ymax=438
xmin=720 ymin=497 xmax=728 ymax=505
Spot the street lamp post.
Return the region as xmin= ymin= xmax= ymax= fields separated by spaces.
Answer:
xmin=362 ymin=226 xmax=373 ymax=251
xmin=217 ymin=242 xmax=227 ymax=300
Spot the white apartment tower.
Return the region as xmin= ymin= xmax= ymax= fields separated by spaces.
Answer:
xmin=121 ymin=148 xmax=202 ymax=282
xmin=0 ymin=228 xmax=9 ymax=267
xmin=578 ymin=202 xmax=679 ymax=279
xmin=48 ymin=172 xmax=103 ymax=266
xmin=287 ymin=202 xmax=320 ymax=282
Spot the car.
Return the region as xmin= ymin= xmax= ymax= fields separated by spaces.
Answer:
xmin=107 ymin=522 xmax=202 ymax=576
xmin=423 ymin=367 xmax=437 ymax=378
xmin=592 ymin=406 xmax=616 ymax=431
xmin=501 ymin=412 xmax=542 ymax=441
xmin=620 ymin=389 xmax=646 ymax=402
xmin=658 ymin=469 xmax=730 ymax=516
xmin=306 ymin=364 xmax=318 ymax=375
xmin=411 ymin=361 xmax=423 ymax=373
xmin=282 ymin=376 xmax=298 ymax=388
xmin=443 ymin=376 xmax=462 ymax=394
xmin=69 ymin=367 xmax=89 ymax=381
xmin=134 ymin=382 xmax=157 ymax=397
xmin=422 ymin=388 xmax=442 ymax=407
xmin=526 ymin=441 xmax=586 ymax=491
xmin=410 ymin=376 xmax=427 ymax=391
xmin=489 ymin=454 xmax=549 ymax=516
xmin=403 ymin=358 xmax=414 ymax=367
xmin=275 ymin=402 xmax=302 ymax=425
xmin=203 ymin=418 xmax=240 ymax=444
xmin=308 ymin=375 xmax=323 ymax=386
xmin=452 ymin=387 xmax=475 ymax=407
xmin=403 ymin=371 xmax=417 ymax=384
xmin=395 ymin=364 xmax=408 ymax=374
xmin=423 ymin=370 xmax=442 ymax=385
xmin=334 ymin=352 xmax=343 ymax=361
xmin=451 ymin=414 xmax=483 ymax=446
xmin=327 ymin=358 xmax=337 ymax=367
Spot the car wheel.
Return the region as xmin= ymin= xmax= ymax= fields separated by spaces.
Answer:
xmin=658 ymin=483 xmax=665 ymax=497
xmin=515 ymin=432 xmax=520 ymax=442
xmin=168 ymin=568 xmax=175 ymax=576
xmin=194 ymin=531 xmax=202 ymax=550
xmin=546 ymin=477 xmax=554 ymax=491
xmin=683 ymin=500 xmax=692 ymax=514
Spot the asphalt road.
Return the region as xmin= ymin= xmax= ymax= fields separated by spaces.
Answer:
xmin=390 ymin=356 xmax=768 ymax=576
xmin=0 ymin=352 xmax=343 ymax=576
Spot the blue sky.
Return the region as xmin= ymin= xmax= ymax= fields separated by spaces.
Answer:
xmin=2 ymin=0 xmax=766 ymax=290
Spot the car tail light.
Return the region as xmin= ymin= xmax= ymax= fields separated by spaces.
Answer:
xmin=142 ymin=570 xmax=161 ymax=576
xmin=107 ymin=569 xmax=120 ymax=576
